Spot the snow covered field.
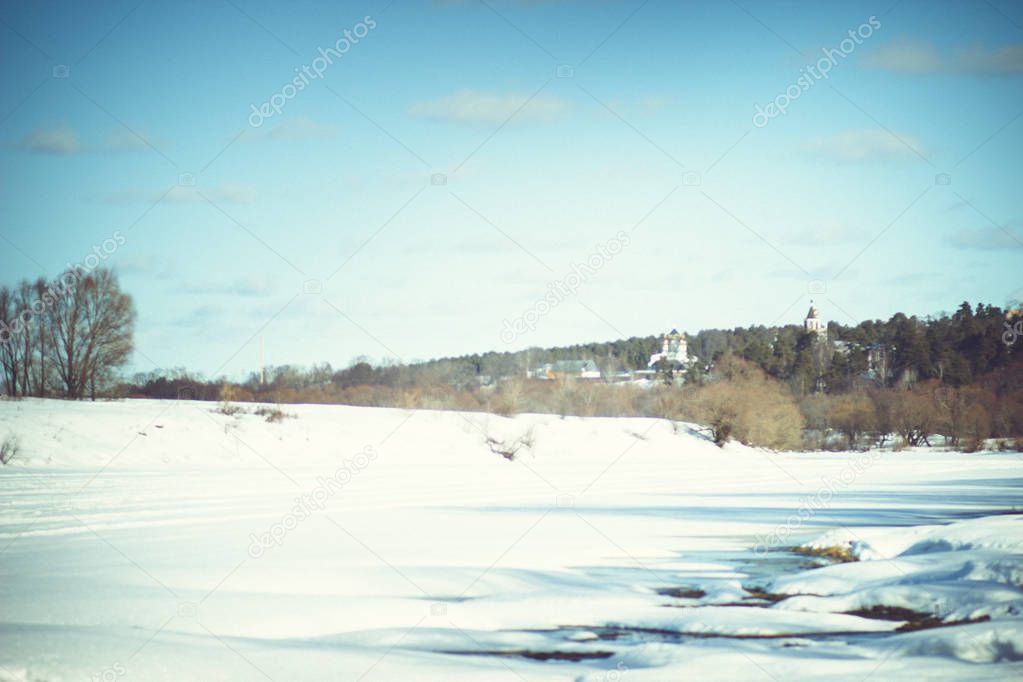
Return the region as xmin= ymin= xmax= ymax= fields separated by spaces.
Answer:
xmin=1 ymin=398 xmax=1021 ymax=681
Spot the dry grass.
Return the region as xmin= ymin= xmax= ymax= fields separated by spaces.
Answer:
xmin=679 ymin=356 xmax=805 ymax=450
xmin=216 ymin=402 xmax=246 ymax=416
xmin=0 ymin=435 xmax=19 ymax=465
xmin=791 ymin=544 xmax=858 ymax=563
xmin=484 ymin=428 xmax=535 ymax=461
xmin=254 ymin=406 xmax=294 ymax=423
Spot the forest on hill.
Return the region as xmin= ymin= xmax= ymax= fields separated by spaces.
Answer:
xmin=112 ymin=301 xmax=1022 ymax=452
xmin=192 ymin=300 xmax=1005 ymax=397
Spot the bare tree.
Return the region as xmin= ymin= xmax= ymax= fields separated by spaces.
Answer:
xmin=16 ymin=280 xmax=35 ymax=396
xmin=30 ymin=277 xmax=48 ymax=395
xmin=0 ymin=286 xmax=18 ymax=396
xmin=689 ymin=355 xmax=805 ymax=450
xmin=48 ymin=272 xmax=84 ymax=398
xmin=829 ymin=392 xmax=876 ymax=449
xmin=888 ymin=387 xmax=936 ymax=447
xmin=48 ymin=268 xmax=135 ymax=399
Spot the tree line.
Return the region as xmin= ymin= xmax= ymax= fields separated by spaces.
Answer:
xmin=110 ymin=301 xmax=1023 ymax=451
xmin=0 ymin=267 xmax=135 ymax=399
xmin=117 ymin=301 xmax=1019 ymax=403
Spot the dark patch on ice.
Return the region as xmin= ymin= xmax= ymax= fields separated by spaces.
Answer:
xmin=736 ymin=551 xmax=821 ymax=582
xmin=662 ymin=586 xmax=795 ymax=608
xmin=844 ymin=605 xmax=991 ymax=632
xmin=526 ymin=625 xmax=890 ymax=644
xmin=656 ymin=586 xmax=706 ymax=599
xmin=845 ymin=605 xmax=929 ymax=622
xmin=897 ymin=615 xmax=990 ymax=632
xmin=440 ymin=648 xmax=614 ymax=662
xmin=742 ymin=587 xmax=790 ymax=603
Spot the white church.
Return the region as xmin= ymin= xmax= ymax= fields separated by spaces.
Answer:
xmin=648 ymin=328 xmax=692 ymax=368
xmin=646 ymin=305 xmax=825 ymax=373
xmin=804 ymin=301 xmax=827 ymax=340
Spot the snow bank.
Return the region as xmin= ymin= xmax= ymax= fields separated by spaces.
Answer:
xmin=773 ymin=515 xmax=1023 ymax=647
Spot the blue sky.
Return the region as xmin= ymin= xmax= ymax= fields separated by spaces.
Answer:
xmin=1 ymin=0 xmax=1021 ymax=378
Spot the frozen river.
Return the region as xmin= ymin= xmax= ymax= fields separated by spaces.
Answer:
xmin=1 ymin=399 xmax=1021 ymax=680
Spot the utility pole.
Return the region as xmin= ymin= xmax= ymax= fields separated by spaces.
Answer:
xmin=260 ymin=336 xmax=265 ymax=386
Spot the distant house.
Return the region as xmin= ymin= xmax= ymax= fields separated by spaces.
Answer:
xmin=535 ymin=359 xmax=602 ymax=380
xmin=833 ymin=339 xmax=896 ymax=386
xmin=865 ymin=343 xmax=890 ymax=383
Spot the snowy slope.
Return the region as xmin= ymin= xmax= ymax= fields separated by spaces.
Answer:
xmin=0 ymin=398 xmax=1021 ymax=681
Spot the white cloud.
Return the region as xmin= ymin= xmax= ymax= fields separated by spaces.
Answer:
xmin=104 ymin=127 xmax=158 ymax=151
xmin=15 ymin=126 xmax=164 ymax=154
xmin=957 ymin=45 xmax=1023 ymax=75
xmin=409 ymin=89 xmax=569 ymax=126
xmin=864 ymin=41 xmax=1023 ymax=75
xmin=788 ymin=221 xmax=863 ymax=245
xmin=863 ymin=42 xmax=944 ymax=74
xmin=240 ymin=116 xmax=338 ymax=142
xmin=268 ymin=116 xmax=337 ymax=140
xmin=640 ymin=94 xmax=674 ymax=112
xmin=181 ymin=274 xmax=279 ymax=297
xmin=175 ymin=303 xmax=228 ymax=329
xmin=946 ymin=226 xmax=1023 ymax=250
xmin=115 ymin=253 xmax=176 ymax=280
xmin=804 ymin=129 xmax=925 ymax=162
xmin=197 ymin=183 xmax=258 ymax=204
xmin=16 ymin=127 xmax=81 ymax=155
xmin=99 ymin=183 xmax=257 ymax=205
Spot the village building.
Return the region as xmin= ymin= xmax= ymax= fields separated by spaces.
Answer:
xmin=648 ymin=328 xmax=690 ymax=368
xmin=865 ymin=343 xmax=890 ymax=383
xmin=804 ymin=302 xmax=827 ymax=339
xmin=822 ymin=301 xmax=902 ymax=387
xmin=534 ymin=359 xmax=602 ymax=380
